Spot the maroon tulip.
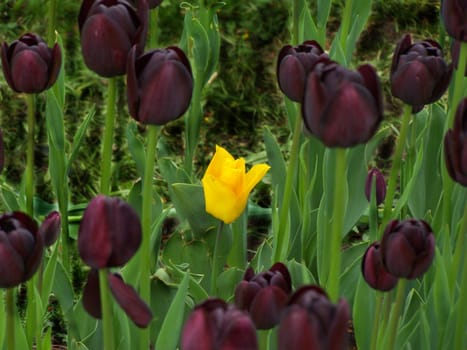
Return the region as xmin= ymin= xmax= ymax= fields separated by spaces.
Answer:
xmin=78 ymin=0 xmax=148 ymax=77
xmin=278 ymin=286 xmax=349 ymax=350
xmin=39 ymin=211 xmax=61 ymax=247
xmin=390 ymin=34 xmax=452 ymax=112
xmin=82 ymin=269 xmax=152 ymax=327
xmin=362 ymin=242 xmax=398 ymax=291
xmin=130 ymin=0 xmax=162 ymax=9
xmin=181 ymin=298 xmax=258 ymax=350
xmin=127 ymin=45 xmax=193 ymax=125
xmin=1 ymin=33 xmax=61 ymax=93
xmin=234 ymin=262 xmax=292 ymax=329
xmin=78 ymin=195 xmax=142 ymax=269
xmin=381 ymin=219 xmax=435 ymax=279
xmin=444 ymin=98 xmax=467 ymax=186
xmin=277 ymin=40 xmax=327 ymax=102
xmin=0 ymin=212 xmax=44 ymax=288
xmin=451 ymin=40 xmax=467 ymax=77
xmin=441 ymin=0 xmax=467 ymax=42
xmin=365 ymin=168 xmax=387 ymax=205
xmin=302 ymin=58 xmax=383 ymax=148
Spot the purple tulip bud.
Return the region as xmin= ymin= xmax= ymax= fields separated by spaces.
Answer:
xmin=381 ymin=219 xmax=435 ymax=279
xmin=78 ymin=195 xmax=142 ymax=269
xmin=302 ymin=58 xmax=383 ymax=148
xmin=362 ymin=242 xmax=398 ymax=291
xmin=82 ymin=269 xmax=152 ymax=327
xmin=39 ymin=211 xmax=61 ymax=247
xmin=441 ymin=0 xmax=467 ymax=42
xmin=365 ymin=168 xmax=387 ymax=205
xmin=126 ymin=45 xmax=193 ymax=125
xmin=181 ymin=298 xmax=258 ymax=350
xmin=277 ymin=40 xmax=327 ymax=102
xmin=390 ymin=34 xmax=452 ymax=112
xmin=78 ymin=0 xmax=148 ymax=77
xmin=234 ymin=262 xmax=292 ymax=329
xmin=444 ymin=98 xmax=467 ymax=186
xmin=278 ymin=286 xmax=350 ymax=350
xmin=1 ymin=33 xmax=61 ymax=93
xmin=0 ymin=212 xmax=44 ymax=288
xmin=451 ymin=40 xmax=467 ymax=77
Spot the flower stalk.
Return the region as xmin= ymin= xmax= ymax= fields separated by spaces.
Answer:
xmin=25 ymin=94 xmax=36 ymax=216
xmin=385 ymin=279 xmax=407 ymax=350
xmin=100 ymin=78 xmax=117 ymax=195
xmin=210 ymin=221 xmax=224 ymax=295
xmin=98 ymin=269 xmax=115 ymax=350
xmin=6 ymin=288 xmax=15 ymax=350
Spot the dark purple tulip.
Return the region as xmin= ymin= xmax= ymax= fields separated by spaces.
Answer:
xmin=1 ymin=33 xmax=61 ymax=93
xmin=0 ymin=212 xmax=44 ymax=288
xmin=78 ymin=0 xmax=148 ymax=77
xmin=381 ymin=219 xmax=435 ymax=279
xmin=82 ymin=269 xmax=152 ymax=327
xmin=277 ymin=40 xmax=327 ymax=102
xmin=362 ymin=242 xmax=398 ymax=291
xmin=451 ymin=40 xmax=467 ymax=76
xmin=39 ymin=211 xmax=61 ymax=247
xmin=390 ymin=34 xmax=452 ymax=112
xmin=365 ymin=168 xmax=387 ymax=205
xmin=441 ymin=0 xmax=467 ymax=42
xmin=181 ymin=298 xmax=258 ymax=350
xmin=444 ymin=98 xmax=467 ymax=186
xmin=234 ymin=262 xmax=292 ymax=329
xmin=302 ymin=58 xmax=383 ymax=148
xmin=129 ymin=0 xmax=162 ymax=9
xmin=127 ymin=45 xmax=193 ymax=125
xmin=278 ymin=286 xmax=349 ymax=350
xmin=78 ymin=195 xmax=142 ymax=269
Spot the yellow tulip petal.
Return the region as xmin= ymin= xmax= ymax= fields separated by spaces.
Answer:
xmin=244 ymin=163 xmax=270 ymax=195
xmin=204 ymin=145 xmax=235 ymax=178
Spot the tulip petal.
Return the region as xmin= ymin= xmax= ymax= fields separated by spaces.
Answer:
xmin=249 ymin=286 xmax=288 ymax=329
xmin=383 ymin=233 xmax=415 ymax=278
xmin=278 ymin=307 xmax=317 ymax=350
xmin=328 ymin=299 xmax=351 ymax=350
xmin=1 ymin=42 xmax=17 ymax=92
xmin=11 ymin=50 xmax=48 ymax=93
xmin=278 ymin=55 xmax=306 ymax=102
xmin=218 ymin=309 xmax=258 ymax=350
xmin=204 ymin=145 xmax=235 ymax=178
xmin=0 ymin=231 xmax=25 ymax=288
xmin=181 ymin=307 xmax=215 ymax=350
xmin=45 ymin=43 xmax=62 ymax=90
xmin=244 ymin=163 xmax=270 ymax=195
xmin=82 ymin=269 xmax=102 ymax=319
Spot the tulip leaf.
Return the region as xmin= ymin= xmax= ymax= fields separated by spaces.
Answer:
xmin=263 ymin=127 xmax=287 ymax=201
xmin=217 ymin=267 xmax=244 ymax=302
xmin=352 ymin=276 xmax=376 ymax=350
xmin=41 ymin=240 xmax=60 ymax=306
xmin=298 ymin=2 xmax=318 ymax=46
xmin=340 ymin=242 xmax=368 ymax=303
xmin=126 ymin=120 xmax=146 ymax=180
xmin=67 ymin=107 xmax=95 ymax=174
xmin=51 ymin=33 xmax=65 ymax=108
xmin=0 ymin=292 xmax=4 ymax=347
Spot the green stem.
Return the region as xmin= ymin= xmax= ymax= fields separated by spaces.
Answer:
xmin=385 ymin=279 xmax=407 ymax=350
xmin=46 ymin=0 xmax=57 ymax=44
xmin=148 ymin=7 xmax=159 ymax=49
xmin=454 ymin=205 xmax=467 ymax=350
xmin=339 ymin=0 xmax=354 ymax=55
xmin=447 ymin=41 xmax=467 ymax=129
xmin=100 ymin=78 xmax=117 ymax=196
xmin=210 ymin=221 xmax=224 ymax=295
xmin=292 ymin=0 xmax=300 ymax=45
xmin=381 ymin=104 xmax=411 ymax=233
xmin=326 ymin=148 xmax=347 ymax=302
xmin=98 ymin=269 xmax=114 ymax=350
xmin=257 ymin=329 xmax=270 ymax=350
xmin=6 ymin=288 xmax=15 ymax=350
xmin=370 ymin=292 xmax=384 ymax=350
xmin=369 ymin=177 xmax=379 ymax=242
xmin=26 ymin=94 xmax=36 ymax=216
xmin=272 ymin=109 xmax=302 ymax=263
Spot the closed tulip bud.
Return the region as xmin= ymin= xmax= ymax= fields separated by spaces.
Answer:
xmin=441 ymin=0 xmax=467 ymax=42
xmin=78 ymin=0 xmax=148 ymax=77
xmin=302 ymin=58 xmax=383 ymax=148
xmin=278 ymin=286 xmax=350 ymax=350
xmin=127 ymin=45 xmax=193 ymax=125
xmin=451 ymin=40 xmax=467 ymax=76
xmin=277 ymin=40 xmax=327 ymax=102
xmin=234 ymin=262 xmax=292 ymax=329
xmin=390 ymin=34 xmax=452 ymax=112
xmin=181 ymin=298 xmax=258 ymax=350
xmin=444 ymin=98 xmax=467 ymax=186
xmin=39 ymin=211 xmax=61 ymax=247
xmin=381 ymin=219 xmax=435 ymax=279
xmin=362 ymin=242 xmax=398 ymax=291
xmin=1 ymin=33 xmax=61 ymax=93
xmin=78 ymin=195 xmax=142 ymax=269
xmin=0 ymin=212 xmax=44 ymax=288
xmin=365 ymin=168 xmax=386 ymax=205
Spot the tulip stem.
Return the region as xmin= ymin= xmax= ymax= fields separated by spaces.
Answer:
xmin=100 ymin=77 xmax=117 ymax=196
xmin=98 ymin=269 xmax=115 ymax=350
xmin=46 ymin=0 xmax=57 ymax=44
xmin=25 ymin=93 xmax=36 ymax=216
xmin=381 ymin=104 xmax=411 ymax=233
xmin=210 ymin=221 xmax=224 ymax=295
xmin=370 ymin=292 xmax=384 ymax=350
xmin=148 ymin=7 xmax=159 ymax=49
xmin=6 ymin=288 xmax=15 ymax=350
xmin=454 ymin=205 xmax=467 ymax=350
xmin=385 ymin=279 xmax=407 ymax=350
xmin=327 ymin=147 xmax=347 ymax=302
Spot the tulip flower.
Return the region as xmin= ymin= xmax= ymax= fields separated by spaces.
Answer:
xmin=130 ymin=0 xmax=162 ymax=9
xmin=390 ymin=34 xmax=452 ymax=112
xmin=202 ymin=145 xmax=270 ymax=224
xmin=365 ymin=168 xmax=387 ymax=205
xmin=1 ymin=33 xmax=61 ymax=93
xmin=126 ymin=45 xmax=193 ymax=125
xmin=441 ymin=0 xmax=467 ymax=42
xmin=0 ymin=212 xmax=44 ymax=288
xmin=78 ymin=0 xmax=148 ymax=77
xmin=362 ymin=242 xmax=398 ymax=291
xmin=302 ymin=58 xmax=383 ymax=148
xmin=444 ymin=98 xmax=467 ymax=186
xmin=181 ymin=298 xmax=258 ymax=350
xmin=38 ymin=211 xmax=61 ymax=247
xmin=277 ymin=40 xmax=327 ymax=102
xmin=278 ymin=285 xmax=350 ymax=350
xmin=381 ymin=219 xmax=435 ymax=279
xmin=234 ymin=262 xmax=292 ymax=329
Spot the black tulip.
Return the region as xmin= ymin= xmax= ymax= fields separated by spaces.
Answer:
xmin=365 ymin=168 xmax=387 ymax=205
xmin=441 ymin=0 xmax=467 ymax=42
xmin=362 ymin=242 xmax=398 ymax=291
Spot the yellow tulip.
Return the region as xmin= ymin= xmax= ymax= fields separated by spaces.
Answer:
xmin=202 ymin=145 xmax=270 ymax=224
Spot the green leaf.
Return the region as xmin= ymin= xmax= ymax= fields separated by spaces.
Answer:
xmin=41 ymin=241 xmax=59 ymax=307
xmin=67 ymin=108 xmax=95 ymax=174
xmin=125 ymin=120 xmax=145 ymax=179
xmin=217 ymin=267 xmax=244 ymax=302
xmin=299 ymin=3 xmax=318 ymax=45
xmin=353 ymin=276 xmax=376 ymax=350
xmin=263 ymin=127 xmax=286 ymax=201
